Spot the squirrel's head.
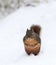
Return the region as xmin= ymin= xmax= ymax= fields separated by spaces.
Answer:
xmin=26 ymin=29 xmax=33 ymax=37
xmin=23 ymin=29 xmax=33 ymax=41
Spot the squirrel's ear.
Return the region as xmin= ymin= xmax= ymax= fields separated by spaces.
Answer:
xmin=27 ymin=29 xmax=28 ymax=31
xmin=26 ymin=29 xmax=29 ymax=33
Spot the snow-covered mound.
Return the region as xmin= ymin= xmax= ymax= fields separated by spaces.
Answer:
xmin=0 ymin=1 xmax=56 ymax=65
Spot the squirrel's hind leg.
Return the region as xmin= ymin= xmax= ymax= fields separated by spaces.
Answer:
xmin=33 ymin=43 xmax=41 ymax=56
xmin=25 ymin=46 xmax=32 ymax=55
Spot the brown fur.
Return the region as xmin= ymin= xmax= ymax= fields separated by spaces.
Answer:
xmin=23 ymin=25 xmax=41 ymax=55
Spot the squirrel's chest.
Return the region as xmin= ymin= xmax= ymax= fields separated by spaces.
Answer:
xmin=24 ymin=38 xmax=38 ymax=46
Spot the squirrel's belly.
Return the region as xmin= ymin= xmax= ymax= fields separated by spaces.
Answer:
xmin=24 ymin=38 xmax=39 ymax=46
xmin=24 ymin=38 xmax=41 ymax=55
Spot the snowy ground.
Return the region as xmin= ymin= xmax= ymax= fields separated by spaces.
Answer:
xmin=0 ymin=1 xmax=56 ymax=65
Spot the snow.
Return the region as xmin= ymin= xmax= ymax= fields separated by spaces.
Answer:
xmin=0 ymin=1 xmax=56 ymax=65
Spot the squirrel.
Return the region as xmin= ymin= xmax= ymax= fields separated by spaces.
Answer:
xmin=23 ymin=25 xmax=41 ymax=55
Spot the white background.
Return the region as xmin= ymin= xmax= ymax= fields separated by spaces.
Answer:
xmin=0 ymin=1 xmax=56 ymax=65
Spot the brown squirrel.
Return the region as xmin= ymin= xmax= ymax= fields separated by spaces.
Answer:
xmin=23 ymin=25 xmax=41 ymax=55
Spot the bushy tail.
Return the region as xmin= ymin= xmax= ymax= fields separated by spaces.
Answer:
xmin=31 ymin=25 xmax=41 ymax=36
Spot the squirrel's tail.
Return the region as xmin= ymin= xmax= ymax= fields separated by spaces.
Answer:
xmin=31 ymin=25 xmax=41 ymax=36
